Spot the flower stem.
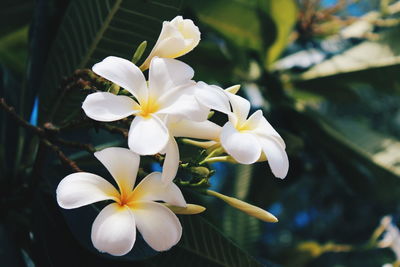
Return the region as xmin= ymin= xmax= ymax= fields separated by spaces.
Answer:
xmin=200 ymin=156 xmax=236 ymax=165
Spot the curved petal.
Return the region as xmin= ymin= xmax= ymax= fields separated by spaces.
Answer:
xmin=56 ymin=172 xmax=119 ymax=209
xmin=220 ymin=122 xmax=261 ymax=164
xmin=91 ymin=203 xmax=136 ymax=256
xmin=92 ymin=56 xmax=147 ymax=103
xmin=160 ymin=137 xmax=180 ymax=184
xmin=128 ymin=115 xmax=169 ymax=155
xmin=132 ymin=172 xmax=186 ymax=207
xmin=94 ymin=147 xmax=140 ymax=196
xmin=226 ymin=92 xmax=250 ymax=125
xmin=167 ymin=16 xmax=200 ymax=55
xmin=82 ymin=92 xmax=139 ymax=122
xmin=158 ymin=93 xmax=210 ymax=122
xmin=259 ymin=137 xmax=289 ymax=179
xmin=169 ymin=119 xmax=221 ymax=141
xmin=148 ymin=57 xmax=194 ymax=98
xmin=132 ymin=201 xmax=182 ymax=251
xmin=251 ymin=113 xmax=286 ymax=149
xmin=194 ymin=82 xmax=230 ymax=114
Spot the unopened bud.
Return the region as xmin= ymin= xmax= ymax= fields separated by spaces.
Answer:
xmin=164 ymin=204 xmax=206 ymax=215
xmin=108 ymin=83 xmax=120 ymax=94
xmin=206 ymin=190 xmax=278 ymax=223
xmin=189 ymin=166 xmax=210 ymax=177
xmin=132 ymin=41 xmax=147 ymax=64
xmin=225 ymin=84 xmax=241 ymax=94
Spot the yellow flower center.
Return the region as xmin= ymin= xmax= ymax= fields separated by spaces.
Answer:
xmin=138 ymin=97 xmax=159 ymax=118
xmin=236 ymin=120 xmax=253 ymax=132
xmin=115 ymin=189 xmax=137 ymax=208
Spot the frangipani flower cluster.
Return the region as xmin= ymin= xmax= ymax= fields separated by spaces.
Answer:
xmin=378 ymin=216 xmax=400 ymax=266
xmin=57 ymin=15 xmax=289 ymax=256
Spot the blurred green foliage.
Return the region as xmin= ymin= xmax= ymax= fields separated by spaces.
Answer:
xmin=1 ymin=0 xmax=400 ymax=266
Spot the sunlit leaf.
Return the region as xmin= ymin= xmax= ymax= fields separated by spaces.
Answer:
xmin=260 ymin=0 xmax=298 ymax=68
xmin=295 ymin=26 xmax=400 ymax=95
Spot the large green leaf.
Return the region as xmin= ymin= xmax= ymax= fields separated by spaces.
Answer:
xmin=331 ymin=118 xmax=400 ymax=178
xmin=191 ymin=0 xmax=266 ymax=52
xmin=294 ymin=25 xmax=400 ymax=95
xmin=222 ymin=165 xmax=263 ymax=252
xmin=0 ymin=26 xmax=29 ymax=75
xmin=38 ymin=0 xmax=183 ymax=125
xmin=174 ymin=216 xmax=262 ymax=267
xmin=260 ymin=0 xmax=298 ymax=68
xmin=285 ymin=106 xmax=400 ymax=204
xmin=191 ymin=0 xmax=296 ymax=70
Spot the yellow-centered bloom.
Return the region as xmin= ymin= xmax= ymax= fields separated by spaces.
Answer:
xmin=56 ymin=147 xmax=186 ymax=256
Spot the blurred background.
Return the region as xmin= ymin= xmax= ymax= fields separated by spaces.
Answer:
xmin=1 ymin=0 xmax=400 ymax=266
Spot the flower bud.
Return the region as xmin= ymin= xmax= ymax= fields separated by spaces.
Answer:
xmin=140 ymin=16 xmax=200 ymax=70
xmin=207 ymin=190 xmax=278 ymax=223
xmin=164 ymin=203 xmax=206 ymax=215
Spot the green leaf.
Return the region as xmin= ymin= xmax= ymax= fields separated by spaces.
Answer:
xmin=0 ymin=26 xmax=29 ymax=75
xmin=260 ymin=0 xmax=298 ymax=68
xmin=151 ymin=215 xmax=264 ymax=267
xmin=295 ymin=25 xmax=400 ymax=95
xmin=286 ymin=106 xmax=400 ymax=204
xmin=38 ymin=0 xmax=183 ymax=125
xmin=191 ymin=0 xmax=266 ymax=52
xmin=191 ymin=0 xmax=297 ymax=70
xmin=222 ymin=165 xmax=262 ymax=251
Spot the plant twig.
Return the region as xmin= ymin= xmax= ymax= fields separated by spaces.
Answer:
xmin=42 ymin=139 xmax=82 ymax=172
xmin=0 ymin=98 xmax=45 ymax=136
xmin=97 ymin=123 xmax=128 ymax=138
xmin=1 ymin=97 xmax=86 ymax=172
xmin=54 ymin=138 xmax=96 ymax=153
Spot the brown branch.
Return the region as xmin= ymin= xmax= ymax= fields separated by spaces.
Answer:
xmin=42 ymin=139 xmax=82 ymax=172
xmin=97 ymin=123 xmax=128 ymax=138
xmin=0 ymin=98 xmax=45 ymax=136
xmin=54 ymin=138 xmax=96 ymax=153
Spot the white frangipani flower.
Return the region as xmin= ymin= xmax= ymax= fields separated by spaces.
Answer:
xmin=220 ymin=92 xmax=289 ymax=179
xmin=140 ymin=16 xmax=200 ymax=70
xmin=56 ymin=147 xmax=186 ymax=256
xmin=378 ymin=216 xmax=400 ymax=261
xmin=82 ymin=56 xmax=208 ymax=157
xmin=83 ymin=56 xmax=231 ymax=183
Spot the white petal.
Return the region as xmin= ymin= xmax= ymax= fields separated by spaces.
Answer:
xmin=91 ymin=203 xmax=136 ymax=256
xmin=140 ymin=37 xmax=186 ymax=70
xmin=128 ymin=115 xmax=169 ymax=155
xmin=148 ymin=57 xmax=194 ymax=98
xmin=161 ymin=137 xmax=180 ymax=184
xmin=82 ymin=92 xmax=138 ymax=122
xmin=94 ymin=147 xmax=140 ymax=196
xmin=92 ymin=56 xmax=147 ymax=103
xmin=194 ymin=82 xmax=230 ymax=114
xmin=251 ymin=112 xmax=286 ymax=149
xmin=220 ymin=122 xmax=261 ymax=164
xmin=227 ymin=92 xmax=251 ymax=125
xmin=259 ymin=137 xmax=289 ymax=179
xmin=132 ymin=201 xmax=182 ymax=251
xmin=170 ymin=119 xmax=221 ymax=141
xmin=158 ymin=92 xmax=210 ymax=122
xmin=56 ymin=172 xmax=119 ymax=209
xmin=132 ymin=172 xmax=186 ymax=207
